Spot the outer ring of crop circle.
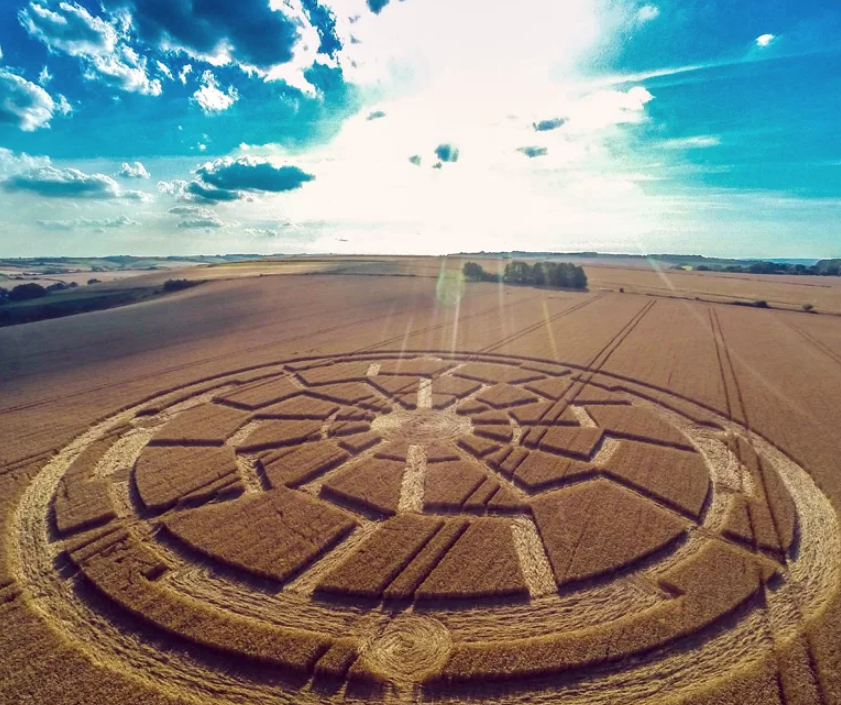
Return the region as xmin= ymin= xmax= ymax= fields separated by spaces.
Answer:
xmin=10 ymin=350 xmax=840 ymax=705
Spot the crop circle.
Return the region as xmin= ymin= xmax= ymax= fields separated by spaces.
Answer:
xmin=12 ymin=351 xmax=839 ymax=704
xmin=363 ymin=615 xmax=452 ymax=681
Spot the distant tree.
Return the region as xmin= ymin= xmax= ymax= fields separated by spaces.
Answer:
xmin=163 ymin=279 xmax=202 ymax=293
xmin=803 ymin=303 xmax=815 ymax=312
xmin=462 ymin=262 xmax=485 ymax=281
xmin=46 ymin=282 xmax=70 ymax=292
xmin=0 ymin=287 xmax=8 ymax=303
xmin=748 ymin=262 xmax=785 ymax=275
xmin=532 ymin=261 xmax=549 ymax=286
xmin=815 ymin=260 xmax=841 ymax=276
xmin=87 ymin=278 xmax=101 ymax=285
xmin=466 ymin=260 xmax=585 ymax=290
xmin=545 ymin=262 xmax=567 ymax=288
xmin=538 ymin=261 xmax=587 ymax=290
xmin=695 ymin=264 xmax=711 ymax=271
xmin=570 ymin=264 xmax=588 ymax=290
xmin=503 ymin=261 xmax=534 ymax=285
xmin=9 ymin=283 xmax=47 ymax=301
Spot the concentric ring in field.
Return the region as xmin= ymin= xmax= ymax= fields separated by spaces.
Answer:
xmin=11 ymin=351 xmax=839 ymax=705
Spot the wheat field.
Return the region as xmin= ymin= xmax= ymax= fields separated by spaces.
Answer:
xmin=2 ymin=266 xmax=841 ymax=705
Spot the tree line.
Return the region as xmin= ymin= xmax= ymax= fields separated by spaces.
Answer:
xmin=0 ymin=278 xmax=203 ymax=305
xmin=694 ymin=259 xmax=841 ymax=276
xmin=463 ymin=260 xmax=588 ymax=290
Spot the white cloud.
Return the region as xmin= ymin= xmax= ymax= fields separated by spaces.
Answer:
xmin=119 ymin=188 xmax=152 ymax=201
xmin=177 ymin=215 xmax=226 ymax=229
xmin=660 ymin=135 xmax=721 ymax=149
xmin=56 ymin=94 xmax=73 ymax=115
xmin=19 ymin=2 xmax=118 ymax=55
xmin=168 ymin=205 xmax=212 ymax=217
xmin=158 ymin=0 xmax=670 ymax=251
xmin=38 ymin=65 xmax=52 ymax=85
xmin=37 ymin=215 xmax=139 ymax=230
xmin=564 ymin=86 xmax=654 ymax=133
xmin=81 ymin=44 xmax=162 ymax=96
xmin=117 ymin=161 xmax=151 ymax=179
xmin=228 ymin=81 xmax=660 ymax=253
xmin=328 ymin=0 xmax=604 ymax=88
xmin=19 ymin=1 xmax=162 ymax=96
xmin=156 ymin=60 xmax=173 ymax=80
xmin=0 ymin=69 xmax=55 ymax=131
xmin=263 ymin=0 xmax=323 ymax=95
xmin=2 ymin=162 xmax=152 ymax=201
xmin=635 ymin=4 xmax=659 ymax=24
xmin=158 ymin=179 xmax=188 ymax=197
xmin=191 ymin=70 xmax=238 ymax=114
xmin=0 ymin=148 xmax=51 ymax=178
xmin=178 ymin=63 xmax=193 ymax=84
xmin=244 ymin=228 xmax=279 ymax=237
xmin=755 ymin=33 xmax=776 ymax=48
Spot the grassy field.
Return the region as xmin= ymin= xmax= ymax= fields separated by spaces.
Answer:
xmin=2 ymin=267 xmax=841 ymax=705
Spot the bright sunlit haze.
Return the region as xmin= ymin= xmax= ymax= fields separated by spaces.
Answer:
xmin=0 ymin=0 xmax=839 ymax=258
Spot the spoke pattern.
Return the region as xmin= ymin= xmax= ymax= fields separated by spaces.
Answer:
xmin=30 ymin=350 xmax=830 ymax=699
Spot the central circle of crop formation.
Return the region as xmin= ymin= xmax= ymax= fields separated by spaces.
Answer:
xmin=371 ymin=408 xmax=472 ymax=442
xmin=14 ymin=351 xmax=839 ymax=705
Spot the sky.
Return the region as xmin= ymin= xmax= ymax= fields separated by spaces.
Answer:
xmin=0 ymin=0 xmax=839 ymax=258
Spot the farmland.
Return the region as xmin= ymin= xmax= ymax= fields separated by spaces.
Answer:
xmin=2 ymin=264 xmax=841 ymax=705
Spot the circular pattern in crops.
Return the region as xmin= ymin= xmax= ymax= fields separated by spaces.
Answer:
xmin=12 ymin=352 xmax=839 ymax=705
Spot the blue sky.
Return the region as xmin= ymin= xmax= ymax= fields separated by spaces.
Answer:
xmin=0 ymin=0 xmax=839 ymax=258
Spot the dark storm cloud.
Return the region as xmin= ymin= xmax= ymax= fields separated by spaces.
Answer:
xmin=195 ymin=157 xmax=315 ymax=193
xmin=300 ymin=0 xmax=342 ymax=57
xmin=367 ymin=0 xmax=408 ymax=14
xmin=517 ymin=146 xmax=548 ymax=158
xmin=434 ymin=143 xmax=459 ymax=163
xmin=533 ymin=117 xmax=566 ymax=132
xmin=159 ymin=157 xmax=315 ymax=204
xmin=107 ymin=0 xmax=300 ymax=71
xmin=185 ymin=179 xmax=243 ymax=203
